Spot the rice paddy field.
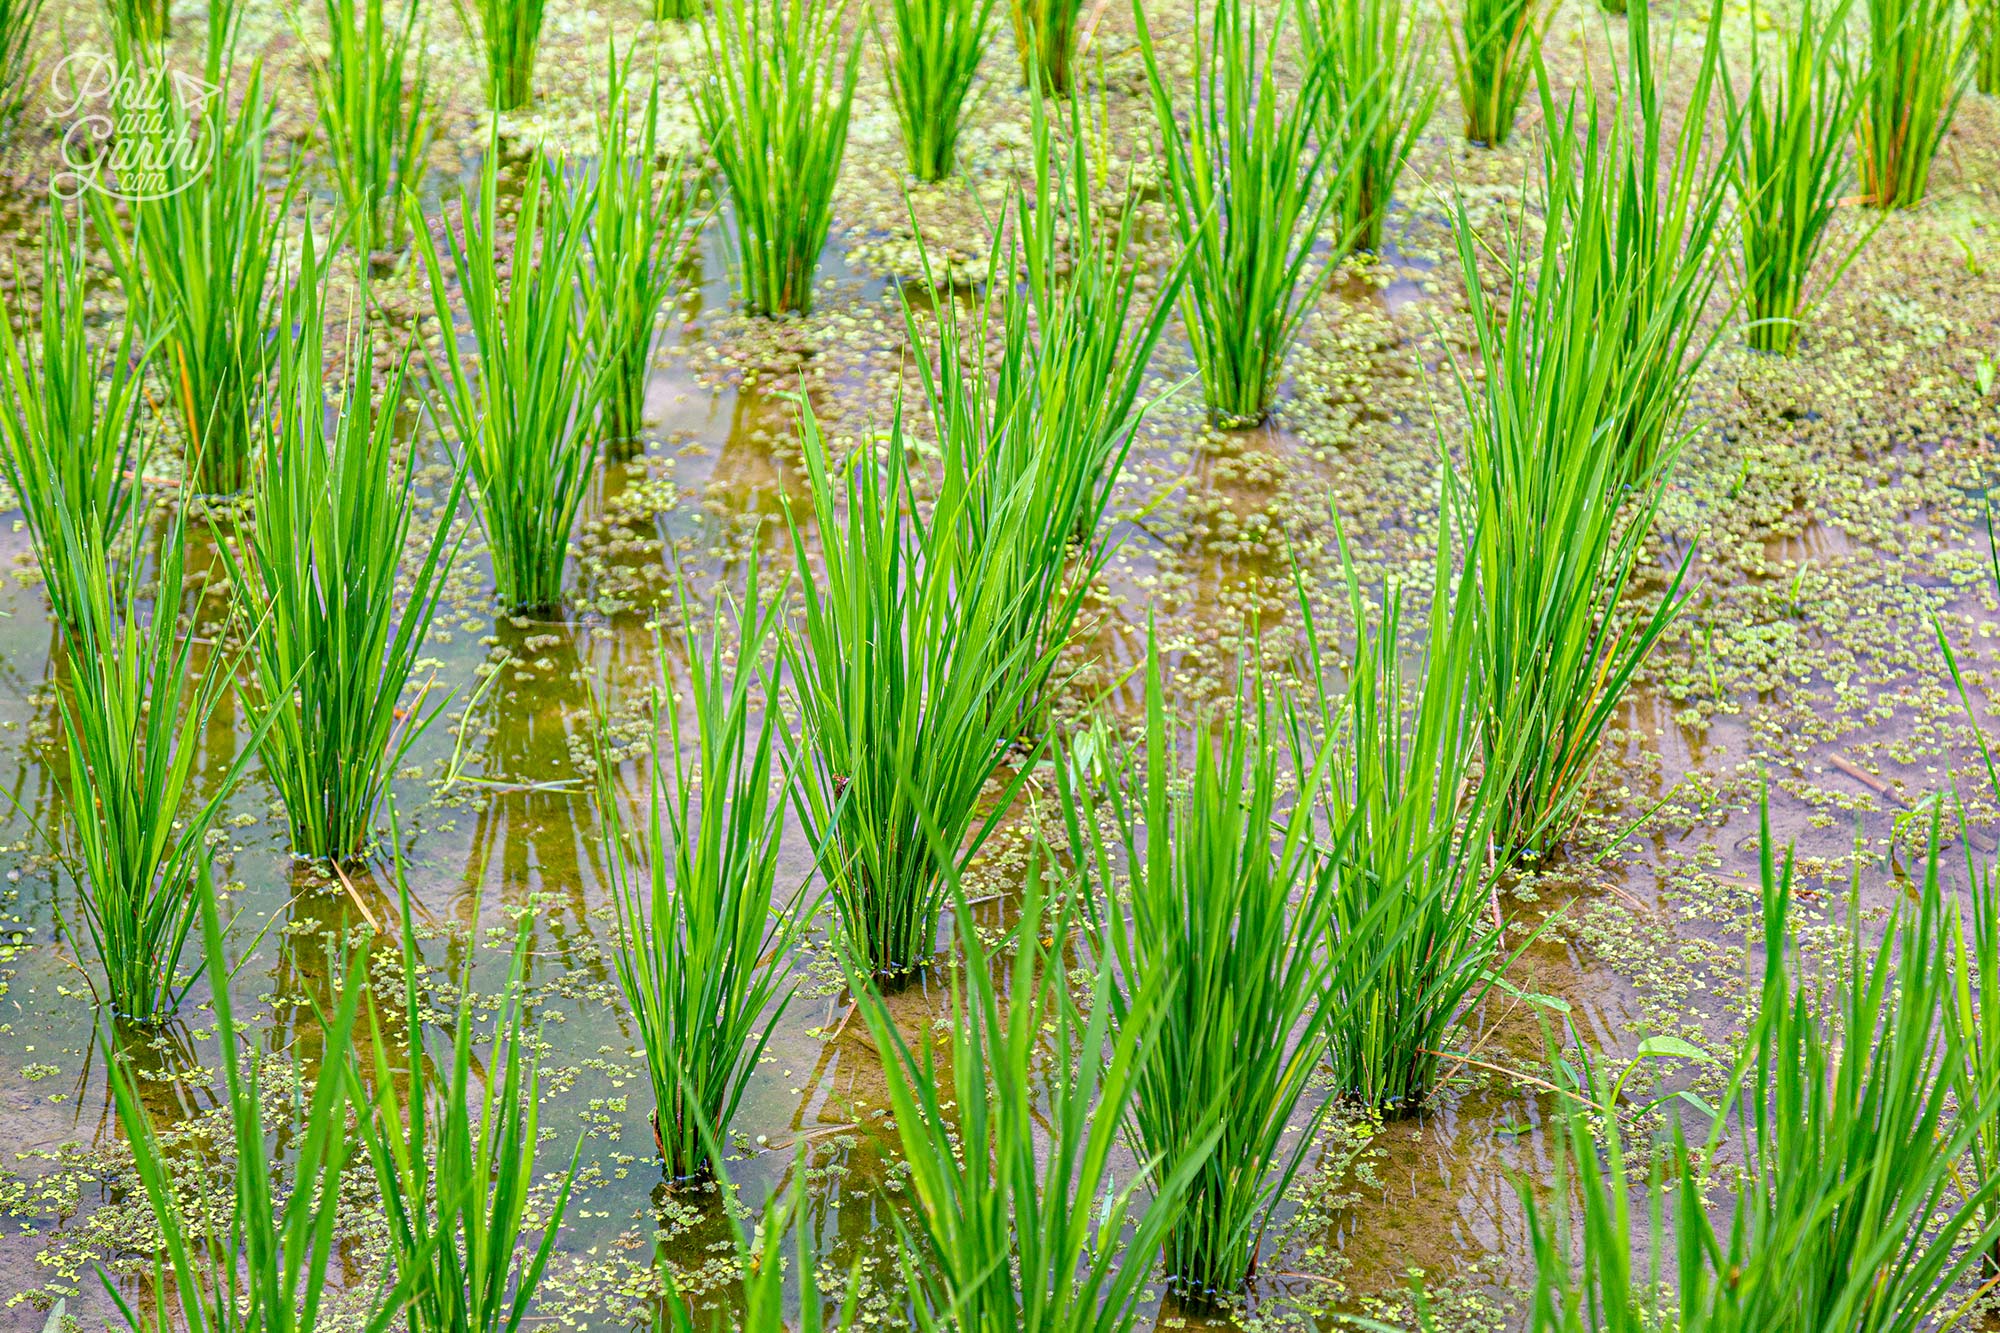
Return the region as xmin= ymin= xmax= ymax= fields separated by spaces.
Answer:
xmin=0 ymin=0 xmax=1996 ymax=1326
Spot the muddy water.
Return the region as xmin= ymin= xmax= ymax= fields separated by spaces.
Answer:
xmin=0 ymin=107 xmax=1997 ymax=1333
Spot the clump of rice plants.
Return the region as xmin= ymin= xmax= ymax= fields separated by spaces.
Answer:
xmin=1447 ymin=0 xmax=1551 ymax=145
xmin=585 ymin=47 xmax=701 ymax=451
xmin=1595 ymin=0 xmax=1734 ymax=477
xmin=1449 ymin=88 xmax=1693 ymax=858
xmin=879 ymin=0 xmax=993 ymax=180
xmin=1521 ymin=814 xmax=2000 ymax=1331
xmin=351 ymin=855 xmax=582 ymax=1333
xmin=857 ymin=866 xmax=1208 ymax=1332
xmin=1059 ymin=630 xmax=1336 ymax=1298
xmin=783 ymin=399 xmax=1045 ymax=978
xmin=1298 ymin=510 xmax=1505 ymax=1112
xmin=1857 ymin=0 xmax=1968 ymax=207
xmin=104 ymin=872 xmax=391 ymax=1332
xmin=92 ymin=21 xmax=289 ymax=496
xmin=55 ymin=517 xmax=249 ymax=1024
xmin=0 ymin=0 xmax=43 ymax=126
xmin=413 ymin=146 xmax=601 ymax=616
xmin=0 ymin=204 xmax=148 ymax=626
xmin=1136 ymin=0 xmax=1354 ymax=427
xmin=1299 ymin=0 xmax=1438 ymax=251
xmin=1728 ymin=0 xmax=1867 ymax=354
xmin=691 ymin=0 xmax=858 ymax=316
xmin=303 ymin=0 xmax=435 ymax=254
xmin=599 ymin=569 xmax=797 ymax=1182
xmin=458 ymin=0 xmax=544 ymax=109
xmin=225 ymin=234 xmax=462 ymax=864
xmin=1007 ymin=0 xmax=1080 ymax=94
xmin=102 ymin=0 xmax=164 ymax=48
xmin=906 ymin=97 xmax=1171 ymax=739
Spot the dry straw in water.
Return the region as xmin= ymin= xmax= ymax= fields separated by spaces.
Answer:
xmin=693 ymin=0 xmax=858 ymax=316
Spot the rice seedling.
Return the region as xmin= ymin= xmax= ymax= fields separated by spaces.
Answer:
xmin=1007 ymin=0 xmax=1081 ymax=94
xmin=1977 ymin=0 xmax=1999 ymax=94
xmin=102 ymin=0 xmax=164 ymax=48
xmin=1295 ymin=507 xmax=1506 ymax=1112
xmin=652 ymin=0 xmax=697 ymax=20
xmin=856 ymin=863 xmax=1214 ymax=1333
xmin=91 ymin=19 xmax=289 ymax=496
xmin=457 ymin=0 xmax=544 ymax=109
xmin=1135 ymin=0 xmax=1358 ymax=427
xmin=0 ymin=204 xmax=149 ymax=629
xmin=55 ymin=514 xmax=253 ymax=1024
xmin=103 ymin=870 xmax=405 ymax=1333
xmin=878 ymin=0 xmax=993 ymax=180
xmin=303 ymin=0 xmax=436 ymax=255
xmin=598 ymin=565 xmax=797 ymax=1182
xmin=585 ymin=46 xmax=701 ymax=451
xmin=1593 ymin=0 xmax=1735 ymax=478
xmin=905 ymin=97 xmax=1173 ymax=737
xmin=1521 ymin=811 xmax=2000 ymax=1332
xmin=1857 ymin=0 xmax=1968 ymax=207
xmin=691 ymin=0 xmax=858 ymax=317
xmin=224 ymin=232 xmax=463 ymax=864
xmin=351 ymin=843 xmax=583 ymax=1333
xmin=1728 ymin=0 xmax=1868 ymax=355
xmin=1057 ymin=629 xmax=1338 ymax=1298
xmin=781 ymin=397 xmax=1047 ymax=978
xmin=0 ymin=0 xmax=43 ymax=127
xmin=1447 ymin=0 xmax=1552 ymax=145
xmin=412 ymin=145 xmax=601 ymax=616
xmin=1448 ymin=86 xmax=1694 ymax=857
xmin=1298 ymin=0 xmax=1439 ymax=252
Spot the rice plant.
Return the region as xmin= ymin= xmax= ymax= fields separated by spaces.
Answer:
xmin=1007 ymin=0 xmax=1080 ymax=94
xmin=1447 ymin=0 xmax=1552 ymax=145
xmin=856 ymin=864 xmax=1212 ymax=1333
xmin=1296 ymin=507 xmax=1505 ymax=1112
xmin=1521 ymin=813 xmax=2000 ymax=1332
xmin=1977 ymin=0 xmax=1999 ymax=94
xmin=879 ymin=0 xmax=993 ymax=180
xmin=1298 ymin=0 xmax=1439 ymax=252
xmin=102 ymin=871 xmax=400 ymax=1333
xmin=303 ymin=0 xmax=436 ymax=254
xmin=351 ymin=850 xmax=583 ymax=1333
xmin=782 ymin=398 xmax=1046 ymax=978
xmin=413 ymin=146 xmax=601 ymax=616
xmin=91 ymin=22 xmax=289 ymax=496
xmin=0 ymin=204 xmax=148 ymax=631
xmin=599 ymin=567 xmax=797 ymax=1182
xmin=56 ymin=516 xmax=250 ymax=1024
xmin=1136 ymin=0 xmax=1356 ymax=426
xmin=906 ymin=97 xmax=1173 ymax=738
xmin=1595 ymin=0 xmax=1735 ymax=477
xmin=1857 ymin=0 xmax=1968 ymax=207
xmin=225 ymin=232 xmax=463 ymax=864
xmin=0 ymin=0 xmax=43 ymax=127
xmin=1728 ymin=0 xmax=1867 ymax=354
xmin=102 ymin=0 xmax=165 ymax=48
xmin=1448 ymin=87 xmax=1694 ymax=858
xmin=457 ymin=0 xmax=544 ymax=109
xmin=585 ymin=46 xmax=701 ymax=451
xmin=1058 ymin=630 xmax=1337 ymax=1298
xmin=691 ymin=0 xmax=858 ymax=316
xmin=652 ymin=0 xmax=698 ymax=19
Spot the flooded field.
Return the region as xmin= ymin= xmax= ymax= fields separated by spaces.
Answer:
xmin=0 ymin=0 xmax=1995 ymax=1327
